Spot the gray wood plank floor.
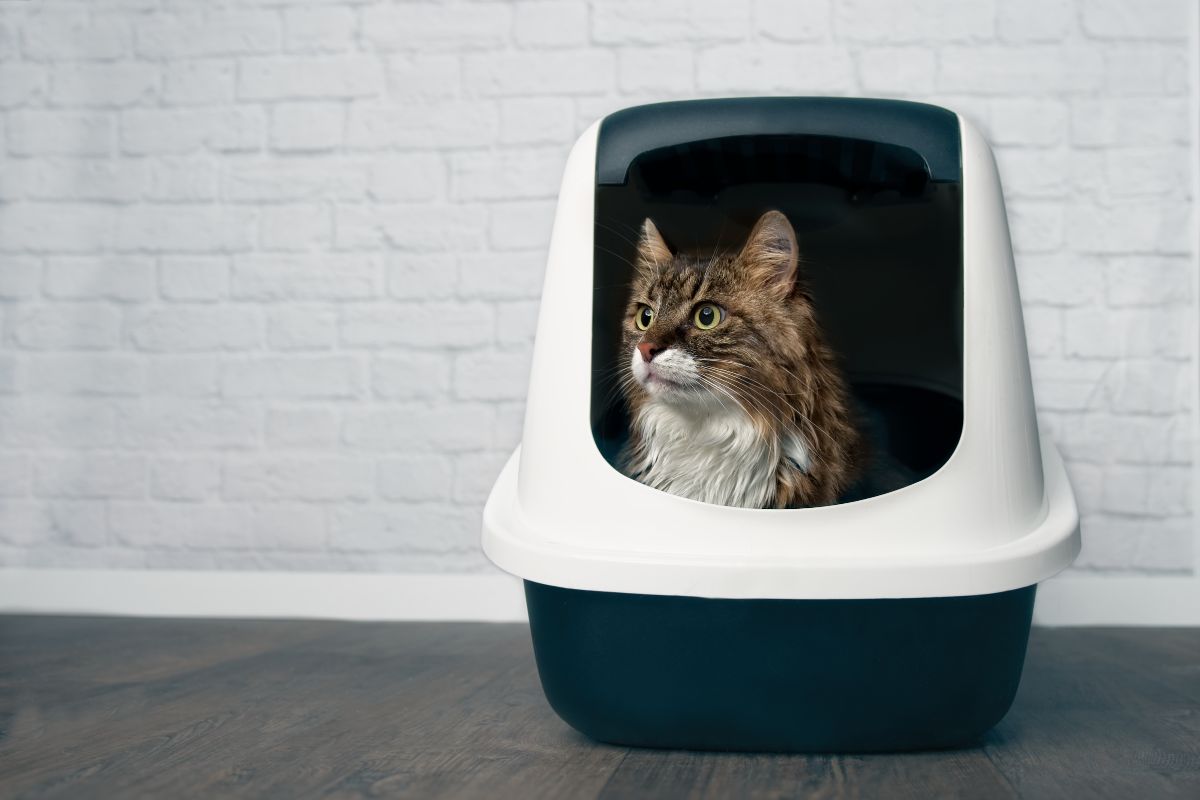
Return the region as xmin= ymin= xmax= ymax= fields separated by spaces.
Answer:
xmin=0 ymin=618 xmax=1197 ymax=799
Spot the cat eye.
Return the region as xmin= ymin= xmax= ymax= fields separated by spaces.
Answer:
xmin=693 ymin=303 xmax=722 ymax=330
xmin=635 ymin=305 xmax=655 ymax=331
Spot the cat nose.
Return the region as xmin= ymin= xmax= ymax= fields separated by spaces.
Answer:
xmin=637 ymin=342 xmax=662 ymax=362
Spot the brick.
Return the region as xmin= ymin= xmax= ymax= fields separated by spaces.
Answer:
xmin=463 ymin=51 xmax=615 ymax=96
xmin=367 ymin=154 xmax=444 ymax=202
xmin=239 ymin=57 xmax=384 ymax=100
xmin=594 ymin=0 xmax=749 ymax=44
xmin=146 ymin=357 xmax=221 ymax=397
xmin=378 ymin=455 xmax=453 ymax=502
xmin=1015 ymin=253 xmax=1104 ymax=307
xmin=251 ymin=505 xmax=327 ymax=551
xmin=835 ymin=0 xmax=994 ymax=42
xmin=388 ymin=254 xmax=457 ymax=300
xmin=135 ymin=10 xmax=281 ymax=58
xmin=346 ymin=102 xmax=498 ymax=149
xmin=260 ymin=203 xmax=332 ymax=251
xmin=266 ymin=407 xmax=339 ymax=449
xmin=754 ymin=0 xmax=831 ymax=41
xmin=222 ymin=457 xmax=374 ymax=501
xmin=995 ymin=149 xmax=1068 ymax=199
xmin=385 ymin=54 xmax=461 ymax=100
xmin=617 ymin=48 xmax=695 ymax=94
xmin=334 ymin=203 xmax=487 ymax=253
xmin=453 ymin=451 xmax=510 ymax=505
xmin=0 ymin=258 xmax=40 ymax=299
xmin=496 ymin=301 xmax=540 ymax=347
xmin=330 ymin=505 xmax=475 ymax=552
xmin=44 ymin=257 xmax=155 ymax=301
xmin=49 ymin=502 xmax=108 ymax=547
xmin=857 ymin=48 xmax=936 ymax=94
xmin=25 ymin=355 xmax=145 ymax=396
xmin=23 ymin=10 xmax=132 ymax=60
xmin=450 ymin=149 xmax=564 ymax=200
xmin=121 ymin=108 xmax=265 ymax=154
xmin=8 ymin=111 xmax=113 ymax=156
xmin=1007 ymin=200 xmax=1064 ymax=254
xmin=458 ymin=252 xmax=545 ymax=300
xmin=0 ymin=455 xmax=31 ymax=497
xmin=373 ymin=353 xmax=452 ymax=400
xmin=1109 ymin=361 xmax=1185 ymax=415
xmin=1105 ymin=46 xmax=1190 ymax=96
xmin=128 ymin=307 xmax=262 ymax=352
xmin=499 ymin=98 xmax=576 ymax=145
xmin=1065 ymin=203 xmax=1167 ymax=254
xmin=453 ymin=348 xmax=533 ymax=400
xmin=342 ymin=404 xmax=495 ymax=452
xmin=162 ymin=60 xmax=236 ymax=105
xmin=697 ymin=46 xmax=855 ymax=92
xmin=233 ymin=254 xmax=381 ymax=300
xmin=35 ymin=455 xmax=145 ymax=499
xmin=146 ymin=158 xmax=221 ymax=202
xmin=986 ymin=99 xmax=1069 ymax=146
xmin=159 ymin=256 xmax=231 ymax=301
xmin=489 ymin=200 xmax=555 ymax=250
xmin=0 ymin=502 xmax=55 ymax=547
xmin=0 ymin=399 xmax=117 ymax=448
xmin=20 ymin=160 xmax=147 ymax=203
xmin=1105 ymin=147 xmax=1189 ymax=197
xmin=997 ymin=0 xmax=1073 ymax=42
xmin=362 ymin=3 xmax=512 ymax=50
xmin=12 ymin=304 xmax=121 ymax=350
xmin=1070 ymin=98 xmax=1189 ymax=147
xmin=1020 ymin=307 xmax=1063 ymax=358
xmin=110 ymin=503 xmax=253 ymax=550
xmin=221 ymin=356 xmax=365 ymax=400
xmin=223 ymin=160 xmax=368 ymax=202
xmin=514 ymin=1 xmax=588 ymax=48
xmin=1080 ymin=0 xmax=1189 ymax=40
xmin=270 ymin=103 xmax=344 ymax=152
xmin=148 ymin=457 xmax=220 ymax=502
xmin=1106 ymin=257 xmax=1192 ymax=307
xmin=1064 ymin=309 xmax=1189 ymax=360
xmin=117 ymin=205 xmax=257 ymax=252
xmin=118 ymin=401 xmax=261 ymax=450
xmin=340 ymin=303 xmax=493 ymax=349
xmin=938 ymin=46 xmax=1103 ymax=94
xmin=50 ymin=62 xmax=158 ymax=106
xmin=268 ymin=307 xmax=338 ymax=350
xmin=0 ymin=64 xmax=45 ymax=107
xmin=284 ymin=6 xmax=357 ymax=53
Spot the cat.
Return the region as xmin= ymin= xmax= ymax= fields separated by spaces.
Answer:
xmin=618 ymin=210 xmax=865 ymax=509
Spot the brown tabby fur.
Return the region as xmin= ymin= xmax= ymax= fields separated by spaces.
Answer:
xmin=620 ymin=211 xmax=864 ymax=508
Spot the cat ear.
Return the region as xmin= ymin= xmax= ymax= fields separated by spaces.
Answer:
xmin=636 ymin=218 xmax=673 ymax=272
xmin=740 ymin=210 xmax=799 ymax=298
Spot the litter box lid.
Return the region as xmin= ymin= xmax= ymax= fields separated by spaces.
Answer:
xmin=482 ymin=99 xmax=1080 ymax=600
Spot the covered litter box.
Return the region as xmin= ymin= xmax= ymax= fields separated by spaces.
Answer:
xmin=482 ymin=98 xmax=1080 ymax=752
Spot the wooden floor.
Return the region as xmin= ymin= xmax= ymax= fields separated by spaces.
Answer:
xmin=0 ymin=619 xmax=1197 ymax=799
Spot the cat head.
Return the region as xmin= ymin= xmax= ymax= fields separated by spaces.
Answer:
xmin=622 ymin=210 xmax=818 ymax=409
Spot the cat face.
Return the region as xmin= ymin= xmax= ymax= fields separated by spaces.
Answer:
xmin=622 ymin=211 xmax=814 ymax=408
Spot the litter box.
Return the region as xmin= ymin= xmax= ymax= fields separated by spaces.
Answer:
xmin=482 ymin=98 xmax=1080 ymax=752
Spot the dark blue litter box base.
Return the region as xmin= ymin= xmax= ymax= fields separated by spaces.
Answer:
xmin=524 ymin=581 xmax=1036 ymax=753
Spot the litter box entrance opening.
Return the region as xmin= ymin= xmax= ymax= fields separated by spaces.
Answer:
xmin=590 ymin=101 xmax=964 ymax=502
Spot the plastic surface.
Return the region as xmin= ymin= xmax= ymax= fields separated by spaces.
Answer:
xmin=481 ymin=99 xmax=1081 ymax=601
xmin=526 ymin=581 xmax=1036 ymax=752
xmin=596 ymin=97 xmax=961 ymax=185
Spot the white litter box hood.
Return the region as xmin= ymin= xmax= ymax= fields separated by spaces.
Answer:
xmin=482 ymin=107 xmax=1080 ymax=600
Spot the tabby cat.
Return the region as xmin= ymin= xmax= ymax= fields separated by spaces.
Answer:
xmin=619 ymin=210 xmax=864 ymax=509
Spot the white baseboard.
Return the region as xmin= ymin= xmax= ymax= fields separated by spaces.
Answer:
xmin=0 ymin=568 xmax=1196 ymax=626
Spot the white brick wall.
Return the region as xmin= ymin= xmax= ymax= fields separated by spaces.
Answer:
xmin=0 ymin=0 xmax=1194 ymax=576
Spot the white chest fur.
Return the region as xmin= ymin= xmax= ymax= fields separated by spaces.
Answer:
xmin=630 ymin=398 xmax=810 ymax=509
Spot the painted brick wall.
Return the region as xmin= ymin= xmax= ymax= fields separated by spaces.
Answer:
xmin=0 ymin=0 xmax=1194 ymax=574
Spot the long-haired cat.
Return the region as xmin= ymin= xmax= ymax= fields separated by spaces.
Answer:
xmin=619 ymin=210 xmax=864 ymax=509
